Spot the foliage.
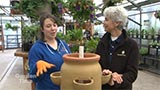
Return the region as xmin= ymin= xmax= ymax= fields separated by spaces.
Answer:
xmin=141 ymin=29 xmax=149 ymax=35
xmin=66 ymin=0 xmax=96 ymax=24
xmin=22 ymin=24 xmax=39 ymax=43
xmin=85 ymin=37 xmax=100 ymax=53
xmin=57 ymin=29 xmax=90 ymax=52
xmin=56 ymin=32 xmax=71 ymax=43
xmin=67 ymin=29 xmax=83 ymax=41
xmin=19 ymin=0 xmax=52 ymax=22
xmin=17 ymin=0 xmax=125 ymax=24
xmin=139 ymin=47 xmax=148 ymax=55
xmin=149 ymin=41 xmax=160 ymax=46
xmin=102 ymin=0 xmax=124 ymax=13
xmin=69 ymin=44 xmax=79 ymax=53
xmin=51 ymin=0 xmax=67 ymax=25
xmin=10 ymin=1 xmax=22 ymax=14
xmin=57 ymin=29 xmax=100 ymax=53
xmin=17 ymin=0 xmax=67 ymax=23
xmin=148 ymin=27 xmax=156 ymax=35
xmin=5 ymin=23 xmax=19 ymax=31
xmin=57 ymin=29 xmax=83 ymax=53
xmin=127 ymin=28 xmax=136 ymax=35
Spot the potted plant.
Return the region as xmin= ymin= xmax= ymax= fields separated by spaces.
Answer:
xmin=139 ymin=47 xmax=148 ymax=67
xmin=68 ymin=29 xmax=83 ymax=41
xmin=21 ymin=24 xmax=39 ymax=51
xmin=139 ymin=47 xmax=148 ymax=56
xmin=67 ymin=29 xmax=83 ymax=52
xmin=66 ymin=0 xmax=96 ymax=26
xmin=56 ymin=32 xmax=71 ymax=43
xmin=16 ymin=0 xmax=66 ymax=24
xmin=135 ymin=29 xmax=139 ymax=38
xmin=16 ymin=0 xmax=52 ymax=22
xmin=102 ymin=0 xmax=124 ymax=13
xmin=126 ymin=29 xmax=132 ymax=37
xmin=10 ymin=0 xmax=22 ymax=14
xmin=131 ymin=29 xmax=136 ymax=38
xmin=149 ymin=41 xmax=158 ymax=48
xmin=84 ymin=37 xmax=99 ymax=53
xmin=141 ymin=29 xmax=149 ymax=39
xmin=148 ymin=27 xmax=156 ymax=39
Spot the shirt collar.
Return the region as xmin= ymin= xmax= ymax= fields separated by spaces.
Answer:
xmin=110 ymin=33 xmax=124 ymax=44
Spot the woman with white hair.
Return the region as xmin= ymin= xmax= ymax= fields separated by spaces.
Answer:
xmin=96 ymin=6 xmax=139 ymax=90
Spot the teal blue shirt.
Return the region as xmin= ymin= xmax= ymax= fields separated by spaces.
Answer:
xmin=28 ymin=39 xmax=71 ymax=90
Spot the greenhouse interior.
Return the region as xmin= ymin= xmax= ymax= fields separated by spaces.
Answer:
xmin=0 ymin=0 xmax=160 ymax=90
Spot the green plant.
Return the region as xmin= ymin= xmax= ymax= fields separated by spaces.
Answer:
xmin=57 ymin=29 xmax=83 ymax=53
xmin=51 ymin=0 xmax=67 ymax=22
xmin=144 ymin=30 xmax=149 ymax=35
xmin=10 ymin=1 xmax=22 ymax=14
xmin=85 ymin=37 xmax=100 ymax=53
xmin=102 ymin=0 xmax=124 ymax=12
xmin=67 ymin=29 xmax=83 ymax=41
xmin=17 ymin=0 xmax=66 ymax=23
xmin=22 ymin=24 xmax=39 ymax=43
xmin=69 ymin=44 xmax=79 ymax=53
xmin=19 ymin=0 xmax=52 ymax=22
xmin=5 ymin=23 xmax=19 ymax=31
xmin=149 ymin=41 xmax=158 ymax=47
xmin=56 ymin=32 xmax=71 ymax=43
xmin=139 ymin=47 xmax=148 ymax=55
xmin=148 ymin=27 xmax=156 ymax=36
xmin=135 ymin=30 xmax=139 ymax=34
xmin=66 ymin=0 xmax=96 ymax=25
xmin=140 ymin=29 xmax=149 ymax=38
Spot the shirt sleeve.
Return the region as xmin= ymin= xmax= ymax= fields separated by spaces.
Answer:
xmin=28 ymin=44 xmax=44 ymax=82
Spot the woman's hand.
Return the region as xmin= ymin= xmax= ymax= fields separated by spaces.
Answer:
xmin=36 ymin=60 xmax=55 ymax=77
xmin=112 ymin=72 xmax=123 ymax=84
xmin=102 ymin=69 xmax=114 ymax=86
xmin=102 ymin=69 xmax=123 ymax=86
xmin=102 ymin=69 xmax=112 ymax=75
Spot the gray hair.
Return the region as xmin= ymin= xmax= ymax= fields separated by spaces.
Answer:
xmin=103 ymin=6 xmax=128 ymax=30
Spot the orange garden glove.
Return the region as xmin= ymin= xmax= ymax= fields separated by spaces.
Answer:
xmin=36 ymin=60 xmax=55 ymax=77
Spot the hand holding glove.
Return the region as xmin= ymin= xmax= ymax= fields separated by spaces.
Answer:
xmin=36 ymin=60 xmax=55 ymax=77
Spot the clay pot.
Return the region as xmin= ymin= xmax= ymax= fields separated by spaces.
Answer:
xmin=102 ymin=74 xmax=111 ymax=85
xmin=50 ymin=71 xmax=61 ymax=85
xmin=73 ymin=77 xmax=94 ymax=90
xmin=50 ymin=53 xmax=111 ymax=90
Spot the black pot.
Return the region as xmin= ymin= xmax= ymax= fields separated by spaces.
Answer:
xmin=22 ymin=41 xmax=33 ymax=52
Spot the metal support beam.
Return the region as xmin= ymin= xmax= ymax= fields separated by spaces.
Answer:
xmin=127 ymin=0 xmax=143 ymax=48
xmin=125 ymin=0 xmax=160 ymax=10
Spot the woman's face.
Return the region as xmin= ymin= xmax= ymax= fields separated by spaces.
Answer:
xmin=103 ymin=17 xmax=117 ymax=33
xmin=42 ymin=18 xmax=58 ymax=40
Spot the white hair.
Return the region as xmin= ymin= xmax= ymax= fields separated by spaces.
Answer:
xmin=103 ymin=6 xmax=128 ymax=29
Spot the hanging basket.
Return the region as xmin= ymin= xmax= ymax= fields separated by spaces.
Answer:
xmin=35 ymin=2 xmax=52 ymax=16
xmin=10 ymin=0 xmax=22 ymax=14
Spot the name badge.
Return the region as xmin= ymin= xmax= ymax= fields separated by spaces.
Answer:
xmin=117 ymin=50 xmax=126 ymax=56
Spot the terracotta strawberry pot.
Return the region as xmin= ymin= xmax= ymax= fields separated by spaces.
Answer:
xmin=50 ymin=53 xmax=111 ymax=90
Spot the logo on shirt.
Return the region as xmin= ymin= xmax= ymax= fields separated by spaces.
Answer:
xmin=117 ymin=50 xmax=126 ymax=56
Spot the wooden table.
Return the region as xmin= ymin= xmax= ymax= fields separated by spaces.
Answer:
xmin=14 ymin=48 xmax=35 ymax=90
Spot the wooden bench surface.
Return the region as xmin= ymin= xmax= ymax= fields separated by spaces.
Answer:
xmin=14 ymin=49 xmax=28 ymax=58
